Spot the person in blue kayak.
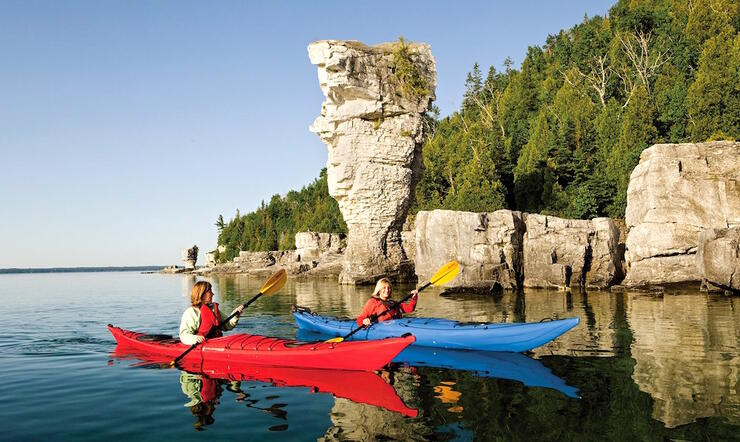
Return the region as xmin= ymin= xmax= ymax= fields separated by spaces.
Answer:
xmin=179 ymin=281 xmax=245 ymax=345
xmin=356 ymin=278 xmax=418 ymax=327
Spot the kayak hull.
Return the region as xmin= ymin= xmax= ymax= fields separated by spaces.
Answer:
xmin=108 ymin=324 xmax=414 ymax=371
xmin=293 ymin=311 xmax=579 ymax=352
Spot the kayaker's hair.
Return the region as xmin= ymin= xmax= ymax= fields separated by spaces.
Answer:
xmin=190 ymin=281 xmax=212 ymax=306
xmin=372 ymin=278 xmax=392 ymax=298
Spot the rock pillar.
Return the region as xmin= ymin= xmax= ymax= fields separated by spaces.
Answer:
xmin=309 ymin=40 xmax=437 ymax=283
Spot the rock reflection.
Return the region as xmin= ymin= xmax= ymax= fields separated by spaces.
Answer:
xmin=322 ymin=368 xmax=430 ymax=441
xmin=628 ymin=293 xmax=740 ymax=428
xmin=205 ymin=274 xmax=740 ymax=432
xmin=402 ymin=287 xmax=619 ymax=357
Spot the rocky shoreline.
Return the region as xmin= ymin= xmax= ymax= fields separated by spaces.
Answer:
xmin=194 ymin=141 xmax=739 ymax=295
xmin=169 ymin=41 xmax=740 ymax=296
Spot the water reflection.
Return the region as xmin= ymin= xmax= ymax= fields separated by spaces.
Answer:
xmin=628 ymin=293 xmax=740 ymax=428
xmin=112 ymin=347 xmax=418 ymax=432
xmin=179 ymin=372 xmax=222 ymax=430
xmin=180 ymin=372 xmax=293 ymax=431
xmin=182 ymin=275 xmax=740 ymax=434
xmin=394 ymin=346 xmax=580 ymax=398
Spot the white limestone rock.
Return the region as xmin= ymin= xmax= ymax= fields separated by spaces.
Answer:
xmin=415 ymin=209 xmax=524 ymax=291
xmin=182 ymin=246 xmax=198 ymax=270
xmin=697 ymin=227 xmax=740 ymax=293
xmin=309 ymin=40 xmax=436 ymax=284
xmin=623 ymin=142 xmax=740 ymax=287
xmin=295 ymin=232 xmax=345 ymax=261
xmin=522 ymin=214 xmax=621 ymax=290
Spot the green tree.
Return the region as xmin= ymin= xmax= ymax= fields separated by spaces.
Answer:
xmin=686 ymin=31 xmax=740 ymax=141
xmin=608 ymin=85 xmax=657 ymax=217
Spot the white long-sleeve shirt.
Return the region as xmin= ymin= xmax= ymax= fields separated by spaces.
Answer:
xmin=178 ymin=304 xmax=240 ymax=345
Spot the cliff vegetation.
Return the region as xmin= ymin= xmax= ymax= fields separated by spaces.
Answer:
xmin=217 ymin=0 xmax=739 ymax=257
xmin=413 ymin=0 xmax=739 ymax=219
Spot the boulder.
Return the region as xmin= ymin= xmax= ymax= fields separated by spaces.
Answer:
xmin=415 ymin=209 xmax=524 ymax=291
xmin=295 ymin=232 xmax=345 ymax=261
xmin=309 ymin=40 xmax=437 ymax=284
xmin=623 ymin=142 xmax=740 ymax=287
xmin=697 ymin=227 xmax=740 ymax=293
xmin=522 ymin=214 xmax=621 ymax=290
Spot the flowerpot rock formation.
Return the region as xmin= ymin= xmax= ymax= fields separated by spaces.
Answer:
xmin=309 ymin=39 xmax=436 ymax=284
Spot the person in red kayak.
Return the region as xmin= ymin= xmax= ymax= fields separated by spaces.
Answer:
xmin=356 ymin=278 xmax=418 ymax=327
xmin=179 ymin=281 xmax=244 ymax=345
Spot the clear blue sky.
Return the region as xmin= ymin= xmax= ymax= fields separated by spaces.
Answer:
xmin=0 ymin=0 xmax=614 ymax=268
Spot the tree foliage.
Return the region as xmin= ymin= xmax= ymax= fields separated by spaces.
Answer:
xmin=216 ymin=0 xmax=739 ymax=259
xmin=412 ymin=0 xmax=740 ymax=219
xmin=215 ymin=169 xmax=346 ymax=262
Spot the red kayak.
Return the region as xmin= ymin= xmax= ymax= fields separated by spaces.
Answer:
xmin=108 ymin=324 xmax=415 ymax=371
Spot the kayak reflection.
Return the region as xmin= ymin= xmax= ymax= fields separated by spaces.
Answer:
xmin=111 ymin=348 xmax=418 ymax=421
xmin=295 ymin=328 xmax=579 ymax=397
xmin=177 ymin=358 xmax=419 ymax=418
xmin=393 ymin=346 xmax=579 ymax=398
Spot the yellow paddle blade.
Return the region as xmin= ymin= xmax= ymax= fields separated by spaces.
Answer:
xmin=430 ymin=260 xmax=460 ymax=286
xmin=324 ymin=336 xmax=344 ymax=343
xmin=260 ymin=269 xmax=287 ymax=295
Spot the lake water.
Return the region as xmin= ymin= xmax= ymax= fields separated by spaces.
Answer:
xmin=1 ymin=271 xmax=738 ymax=440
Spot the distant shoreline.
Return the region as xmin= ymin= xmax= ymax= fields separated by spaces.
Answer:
xmin=0 ymin=266 xmax=164 ymax=274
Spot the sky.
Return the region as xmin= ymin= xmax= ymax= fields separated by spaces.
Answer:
xmin=0 ymin=0 xmax=615 ymax=268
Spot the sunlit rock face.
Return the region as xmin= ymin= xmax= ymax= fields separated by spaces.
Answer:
xmin=628 ymin=294 xmax=740 ymax=428
xmin=295 ymin=232 xmax=344 ymax=261
xmin=415 ymin=209 xmax=524 ymax=291
xmin=697 ymin=226 xmax=740 ymax=293
xmin=623 ymin=142 xmax=740 ymax=287
xmin=522 ymin=214 xmax=621 ymax=290
xmin=309 ymin=40 xmax=437 ymax=284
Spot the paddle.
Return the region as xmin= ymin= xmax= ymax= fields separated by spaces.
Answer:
xmin=170 ymin=269 xmax=287 ymax=366
xmin=325 ymin=260 xmax=460 ymax=343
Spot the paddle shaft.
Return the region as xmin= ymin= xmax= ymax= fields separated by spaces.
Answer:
xmin=339 ymin=281 xmax=432 ymax=341
xmin=172 ymin=293 xmax=260 ymax=365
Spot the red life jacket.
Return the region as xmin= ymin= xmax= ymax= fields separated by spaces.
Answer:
xmin=197 ymin=303 xmax=223 ymax=339
xmin=355 ymin=296 xmax=417 ymax=326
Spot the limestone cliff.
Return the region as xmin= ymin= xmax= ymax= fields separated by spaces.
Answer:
xmin=623 ymin=141 xmax=740 ymax=287
xmin=309 ymin=40 xmax=437 ymax=284
xmin=697 ymin=226 xmax=740 ymax=293
xmin=522 ymin=214 xmax=621 ymax=290
xmin=415 ymin=209 xmax=524 ymax=291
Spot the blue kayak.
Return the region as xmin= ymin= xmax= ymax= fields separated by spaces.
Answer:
xmin=293 ymin=308 xmax=580 ymax=352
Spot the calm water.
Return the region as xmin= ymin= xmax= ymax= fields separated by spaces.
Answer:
xmin=1 ymin=272 xmax=738 ymax=441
